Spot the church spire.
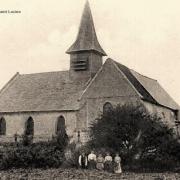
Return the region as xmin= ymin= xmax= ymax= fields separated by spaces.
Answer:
xmin=66 ymin=0 xmax=107 ymax=56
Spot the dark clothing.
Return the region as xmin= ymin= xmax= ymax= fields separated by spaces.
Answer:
xmin=88 ymin=160 xmax=96 ymax=170
xmin=104 ymin=161 xmax=113 ymax=172
xmin=78 ymin=155 xmax=87 ymax=169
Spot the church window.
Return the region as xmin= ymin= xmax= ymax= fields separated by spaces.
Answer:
xmin=56 ymin=116 xmax=65 ymax=135
xmin=25 ymin=117 xmax=34 ymax=135
xmin=0 ymin=117 xmax=6 ymax=135
xmin=103 ymin=102 xmax=113 ymax=114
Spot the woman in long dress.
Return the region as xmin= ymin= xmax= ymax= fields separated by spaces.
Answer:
xmin=114 ymin=153 xmax=122 ymax=174
xmin=88 ymin=151 xmax=97 ymax=170
xmin=104 ymin=152 xmax=113 ymax=172
xmin=96 ymin=154 xmax=104 ymax=170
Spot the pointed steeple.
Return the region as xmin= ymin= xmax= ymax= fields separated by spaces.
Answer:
xmin=66 ymin=1 xmax=107 ymax=56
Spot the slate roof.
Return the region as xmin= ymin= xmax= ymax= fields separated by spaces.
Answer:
xmin=66 ymin=1 xmax=107 ymax=56
xmin=0 ymin=59 xmax=178 ymax=113
xmin=0 ymin=71 xmax=87 ymax=113
xmin=113 ymin=60 xmax=179 ymax=110
xmin=130 ymin=69 xmax=179 ymax=110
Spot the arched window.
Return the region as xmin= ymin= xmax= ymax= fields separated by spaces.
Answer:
xmin=25 ymin=117 xmax=34 ymax=135
xmin=103 ymin=102 xmax=113 ymax=114
xmin=0 ymin=117 xmax=6 ymax=135
xmin=56 ymin=116 xmax=65 ymax=135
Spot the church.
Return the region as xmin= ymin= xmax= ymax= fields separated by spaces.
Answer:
xmin=0 ymin=1 xmax=179 ymax=143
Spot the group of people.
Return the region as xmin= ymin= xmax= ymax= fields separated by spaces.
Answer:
xmin=78 ymin=151 xmax=122 ymax=174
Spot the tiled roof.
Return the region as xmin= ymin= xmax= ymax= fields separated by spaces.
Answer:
xmin=130 ymin=69 xmax=179 ymax=110
xmin=0 ymin=59 xmax=178 ymax=113
xmin=113 ymin=60 xmax=179 ymax=110
xmin=66 ymin=1 xmax=107 ymax=56
xmin=0 ymin=71 xmax=86 ymax=113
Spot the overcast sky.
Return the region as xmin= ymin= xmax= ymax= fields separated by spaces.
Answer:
xmin=0 ymin=0 xmax=180 ymax=105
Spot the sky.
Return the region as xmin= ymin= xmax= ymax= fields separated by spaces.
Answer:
xmin=0 ymin=0 xmax=179 ymax=105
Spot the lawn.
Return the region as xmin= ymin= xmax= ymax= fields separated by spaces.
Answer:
xmin=0 ymin=168 xmax=180 ymax=180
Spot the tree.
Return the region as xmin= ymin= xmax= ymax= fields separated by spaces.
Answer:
xmin=52 ymin=125 xmax=69 ymax=151
xmin=88 ymin=104 xmax=180 ymax=169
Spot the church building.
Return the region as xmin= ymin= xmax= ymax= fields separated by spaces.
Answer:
xmin=0 ymin=1 xmax=179 ymax=143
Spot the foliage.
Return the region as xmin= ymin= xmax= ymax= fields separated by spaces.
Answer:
xmin=88 ymin=104 xmax=180 ymax=170
xmin=0 ymin=142 xmax=65 ymax=169
xmin=0 ymin=126 xmax=69 ymax=169
xmin=22 ymin=134 xmax=33 ymax=146
xmin=54 ymin=127 xmax=69 ymax=149
xmin=62 ymin=142 xmax=79 ymax=168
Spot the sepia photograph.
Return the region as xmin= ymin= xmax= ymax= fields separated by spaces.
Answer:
xmin=0 ymin=0 xmax=180 ymax=179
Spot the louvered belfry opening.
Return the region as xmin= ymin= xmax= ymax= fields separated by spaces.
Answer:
xmin=71 ymin=56 xmax=89 ymax=71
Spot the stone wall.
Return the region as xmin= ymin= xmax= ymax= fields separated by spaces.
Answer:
xmin=76 ymin=59 xmax=142 ymax=143
xmin=0 ymin=111 xmax=77 ymax=142
xmin=76 ymin=96 xmax=141 ymax=143
xmin=142 ymin=101 xmax=176 ymax=127
xmin=79 ymin=58 xmax=141 ymax=128
xmin=82 ymin=59 xmax=140 ymax=99
xmin=86 ymin=97 xmax=140 ymax=127
xmin=143 ymin=101 xmax=180 ymax=136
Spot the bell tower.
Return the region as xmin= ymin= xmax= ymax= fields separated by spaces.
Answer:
xmin=66 ymin=1 xmax=107 ymax=81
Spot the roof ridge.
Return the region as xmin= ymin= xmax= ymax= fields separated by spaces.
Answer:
xmin=21 ymin=70 xmax=69 ymax=76
xmin=111 ymin=58 xmax=158 ymax=104
xmin=109 ymin=59 xmax=157 ymax=82
xmin=0 ymin=72 xmax=20 ymax=97
xmin=130 ymin=69 xmax=157 ymax=82
xmin=109 ymin=59 xmax=143 ymax=98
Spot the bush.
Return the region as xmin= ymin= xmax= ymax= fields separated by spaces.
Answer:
xmin=62 ymin=143 xmax=79 ymax=168
xmin=52 ymin=130 xmax=69 ymax=150
xmin=0 ymin=128 xmax=69 ymax=169
xmin=0 ymin=142 xmax=65 ymax=169
xmin=22 ymin=134 xmax=33 ymax=146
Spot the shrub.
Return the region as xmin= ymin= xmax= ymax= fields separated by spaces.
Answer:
xmin=0 ymin=142 xmax=65 ymax=169
xmin=52 ymin=130 xmax=69 ymax=150
xmin=62 ymin=143 xmax=79 ymax=168
xmin=0 ymin=127 xmax=69 ymax=169
xmin=22 ymin=134 xmax=33 ymax=146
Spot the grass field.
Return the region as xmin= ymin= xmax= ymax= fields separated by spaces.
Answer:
xmin=0 ymin=168 xmax=180 ymax=180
